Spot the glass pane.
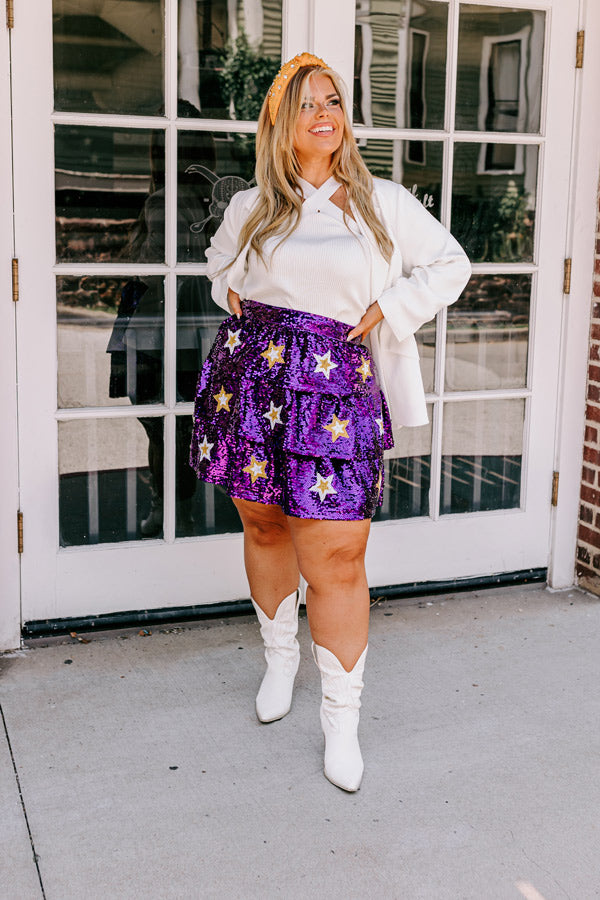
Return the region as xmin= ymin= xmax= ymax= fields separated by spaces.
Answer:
xmin=451 ymin=143 xmax=538 ymax=263
xmin=53 ymin=0 xmax=164 ymax=115
xmin=175 ymin=417 xmax=242 ymax=538
xmin=446 ymin=274 xmax=531 ymax=391
xmin=178 ymin=0 xmax=282 ymax=120
xmin=177 ymin=130 xmax=256 ymax=262
xmin=417 ymin=320 xmax=435 ymax=394
xmin=441 ymin=399 xmax=525 ymax=514
xmin=59 ymin=417 xmax=163 ymax=546
xmin=358 ymin=139 xmax=442 ymax=220
xmin=354 ymin=0 xmax=448 ymax=130
xmin=55 ymin=126 xmax=165 ymax=264
xmin=58 ymin=276 xmax=164 ymax=409
xmin=373 ymin=408 xmax=432 ymax=522
xmin=456 ymin=5 xmax=545 ymax=134
xmin=177 ymin=276 xmax=225 ymax=403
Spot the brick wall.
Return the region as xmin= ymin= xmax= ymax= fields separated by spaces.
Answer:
xmin=577 ymin=181 xmax=600 ymax=594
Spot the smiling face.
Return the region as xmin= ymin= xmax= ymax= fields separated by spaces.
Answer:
xmin=292 ymin=73 xmax=345 ymax=171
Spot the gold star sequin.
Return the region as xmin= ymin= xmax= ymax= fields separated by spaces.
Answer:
xmin=375 ymin=417 xmax=384 ymax=436
xmin=313 ymin=350 xmax=338 ymax=380
xmin=356 ymin=356 xmax=372 ymax=383
xmin=260 ymin=340 xmax=285 ymax=369
xmin=242 ymin=455 xmax=268 ymax=484
xmin=264 ymin=400 xmax=283 ymax=430
xmin=197 ymin=435 xmax=214 ymax=462
xmin=224 ymin=328 xmax=242 ymax=355
xmin=213 ymin=386 xmax=233 ymax=412
xmin=323 ymin=413 xmax=350 ymax=443
xmin=310 ymin=472 xmax=337 ymax=502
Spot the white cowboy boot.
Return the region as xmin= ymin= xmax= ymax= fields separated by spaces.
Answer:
xmin=312 ymin=642 xmax=367 ymax=792
xmin=251 ymin=589 xmax=300 ymax=723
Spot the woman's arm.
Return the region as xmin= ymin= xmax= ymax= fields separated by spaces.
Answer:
xmin=364 ymin=183 xmax=471 ymax=344
xmin=204 ymin=190 xmax=250 ymax=313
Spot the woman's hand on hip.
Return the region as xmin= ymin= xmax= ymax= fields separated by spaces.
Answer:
xmin=227 ymin=288 xmax=242 ymax=318
xmin=346 ymin=302 xmax=383 ymax=342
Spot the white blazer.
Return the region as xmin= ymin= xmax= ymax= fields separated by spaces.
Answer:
xmin=205 ymin=177 xmax=471 ymax=428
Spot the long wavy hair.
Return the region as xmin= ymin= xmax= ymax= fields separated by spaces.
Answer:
xmin=230 ymin=64 xmax=393 ymax=267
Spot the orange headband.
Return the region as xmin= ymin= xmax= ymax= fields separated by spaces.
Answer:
xmin=267 ymin=52 xmax=328 ymax=125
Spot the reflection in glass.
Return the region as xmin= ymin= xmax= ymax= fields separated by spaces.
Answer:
xmin=55 ymin=125 xmax=165 ymax=264
xmin=446 ymin=274 xmax=531 ymax=391
xmin=177 ymin=276 xmax=226 ymax=404
xmin=373 ymin=409 xmax=432 ymax=522
xmin=451 ymin=143 xmax=538 ymax=262
xmin=57 ymin=276 xmax=164 ymax=409
xmin=358 ymin=140 xmax=442 ymax=221
xmin=176 ymin=415 xmax=242 ymax=538
xmin=441 ymin=399 xmax=524 ymax=514
xmin=456 ymin=5 xmax=544 ymax=134
xmin=178 ymin=0 xmax=282 ymax=120
xmin=417 ymin=322 xmax=435 ymax=394
xmin=354 ymin=0 xmax=447 ymax=130
xmin=53 ymin=0 xmax=164 ymax=115
xmin=59 ymin=417 xmax=163 ymax=546
xmin=177 ymin=130 xmax=255 ymax=262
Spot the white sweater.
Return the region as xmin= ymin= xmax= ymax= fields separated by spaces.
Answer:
xmin=205 ymin=176 xmax=471 ymax=428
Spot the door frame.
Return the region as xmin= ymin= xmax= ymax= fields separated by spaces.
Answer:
xmin=4 ymin=0 xmax=599 ymax=643
xmin=1 ymin=20 xmax=20 ymax=651
xmin=548 ymin=0 xmax=600 ymax=589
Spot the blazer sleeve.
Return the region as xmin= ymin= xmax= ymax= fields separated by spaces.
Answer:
xmin=204 ymin=189 xmax=250 ymax=312
xmin=375 ymin=184 xmax=472 ymax=344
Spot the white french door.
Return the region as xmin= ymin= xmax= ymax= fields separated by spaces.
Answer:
xmin=11 ymin=0 xmax=578 ymax=626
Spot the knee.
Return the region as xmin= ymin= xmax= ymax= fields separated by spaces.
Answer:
xmin=303 ymin=540 xmax=366 ymax=591
xmin=244 ymin=515 xmax=289 ymax=549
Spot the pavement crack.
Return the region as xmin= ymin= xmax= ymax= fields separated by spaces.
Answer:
xmin=520 ymin=847 xmax=572 ymax=899
xmin=0 ymin=701 xmax=47 ymax=898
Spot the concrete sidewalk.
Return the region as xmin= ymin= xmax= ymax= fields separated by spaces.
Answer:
xmin=1 ymin=584 xmax=599 ymax=900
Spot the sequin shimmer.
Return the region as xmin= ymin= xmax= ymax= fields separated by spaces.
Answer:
xmin=190 ymin=299 xmax=393 ymax=520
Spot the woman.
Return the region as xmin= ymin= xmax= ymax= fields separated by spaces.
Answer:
xmin=190 ymin=53 xmax=471 ymax=792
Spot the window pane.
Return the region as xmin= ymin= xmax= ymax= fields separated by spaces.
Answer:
xmin=373 ymin=409 xmax=432 ymax=522
xmin=53 ymin=0 xmax=164 ymax=115
xmin=58 ymin=276 xmax=164 ymax=409
xmin=451 ymin=143 xmax=538 ymax=263
xmin=179 ymin=0 xmax=282 ymax=120
xmin=456 ymin=5 xmax=544 ymax=133
xmin=55 ymin=126 xmax=165 ymax=264
xmin=358 ymin=139 xmax=442 ymax=220
xmin=441 ymin=399 xmax=524 ymax=514
xmin=59 ymin=417 xmax=163 ymax=546
xmin=354 ymin=0 xmax=448 ymax=130
xmin=445 ymin=274 xmax=530 ymax=391
xmin=177 ymin=130 xmax=256 ymax=262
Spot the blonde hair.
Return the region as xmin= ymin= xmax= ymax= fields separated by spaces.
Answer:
xmin=232 ymin=65 xmax=394 ymax=267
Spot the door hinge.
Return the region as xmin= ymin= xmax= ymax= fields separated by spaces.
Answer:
xmin=576 ymin=30 xmax=584 ymax=68
xmin=563 ymin=258 xmax=572 ymax=295
xmin=17 ymin=511 xmax=23 ymax=554
xmin=551 ymin=472 xmax=559 ymax=507
xmin=6 ymin=0 xmax=14 ymax=29
xmin=12 ymin=258 xmax=19 ymax=302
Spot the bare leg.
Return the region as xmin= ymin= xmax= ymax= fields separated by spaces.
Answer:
xmin=233 ymin=497 xmax=300 ymax=618
xmin=286 ymin=517 xmax=371 ymax=671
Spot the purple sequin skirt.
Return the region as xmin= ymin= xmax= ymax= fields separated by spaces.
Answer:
xmin=190 ymin=299 xmax=394 ymax=520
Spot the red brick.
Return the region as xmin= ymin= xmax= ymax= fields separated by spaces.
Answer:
xmin=594 ymin=282 xmax=600 ymax=298
xmin=583 ymin=445 xmax=600 ymax=465
xmin=593 ymin=302 xmax=600 ymax=320
xmin=589 ymin=365 xmax=600 ymax=384
xmin=577 ymin=562 xmax=594 ymax=578
xmin=588 ymin=384 xmax=600 ymax=403
xmin=595 ymin=259 xmax=600 ymax=276
xmin=582 ymin=465 xmax=596 ymax=484
xmin=585 ymin=425 xmax=598 ymax=443
xmin=581 ymin=484 xmax=600 ymax=505
xmin=578 ymin=524 xmax=600 ymax=549
xmin=592 ymin=323 xmax=600 ymax=341
xmin=577 ymin=544 xmax=591 ymax=565
xmin=586 ymin=403 xmax=600 ymax=424
xmin=590 ymin=344 xmax=600 ymax=363
xmin=580 ymin=503 xmax=594 ymax=523
xmin=596 ymin=238 xmax=600 ymax=254
xmin=595 ymin=510 xmax=600 ymax=530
